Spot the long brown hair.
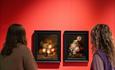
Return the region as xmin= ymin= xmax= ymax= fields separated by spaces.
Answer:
xmin=1 ymin=24 xmax=27 ymax=56
xmin=91 ymin=24 xmax=115 ymax=65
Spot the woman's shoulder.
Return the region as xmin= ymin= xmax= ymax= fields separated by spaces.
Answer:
xmin=93 ymin=53 xmax=102 ymax=62
xmin=91 ymin=53 xmax=104 ymax=70
xmin=17 ymin=43 xmax=28 ymax=50
xmin=94 ymin=50 xmax=113 ymax=70
xmin=93 ymin=50 xmax=107 ymax=64
xmin=16 ymin=43 xmax=30 ymax=54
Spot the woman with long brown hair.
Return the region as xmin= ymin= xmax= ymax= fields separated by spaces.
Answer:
xmin=90 ymin=24 xmax=115 ymax=70
xmin=0 ymin=24 xmax=37 ymax=70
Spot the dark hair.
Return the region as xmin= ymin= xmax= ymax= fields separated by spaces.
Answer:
xmin=91 ymin=24 xmax=114 ymax=61
xmin=1 ymin=24 xmax=27 ymax=56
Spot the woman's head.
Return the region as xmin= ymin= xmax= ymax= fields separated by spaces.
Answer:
xmin=1 ymin=24 xmax=27 ymax=56
xmin=6 ymin=24 xmax=27 ymax=45
xmin=91 ymin=24 xmax=114 ymax=59
xmin=91 ymin=24 xmax=112 ymax=50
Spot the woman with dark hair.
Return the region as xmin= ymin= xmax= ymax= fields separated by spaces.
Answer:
xmin=0 ymin=24 xmax=37 ymax=70
xmin=90 ymin=24 xmax=115 ymax=70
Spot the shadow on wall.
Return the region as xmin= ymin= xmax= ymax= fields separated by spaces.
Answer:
xmin=37 ymin=63 xmax=60 ymax=69
xmin=36 ymin=62 xmax=88 ymax=69
xmin=89 ymin=0 xmax=115 ymax=19
xmin=0 ymin=0 xmax=38 ymax=24
xmin=63 ymin=62 xmax=88 ymax=66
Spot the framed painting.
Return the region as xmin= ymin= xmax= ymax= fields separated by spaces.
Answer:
xmin=32 ymin=30 xmax=61 ymax=63
xmin=63 ymin=31 xmax=89 ymax=62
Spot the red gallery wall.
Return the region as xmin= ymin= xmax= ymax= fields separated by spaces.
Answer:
xmin=0 ymin=0 xmax=115 ymax=70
